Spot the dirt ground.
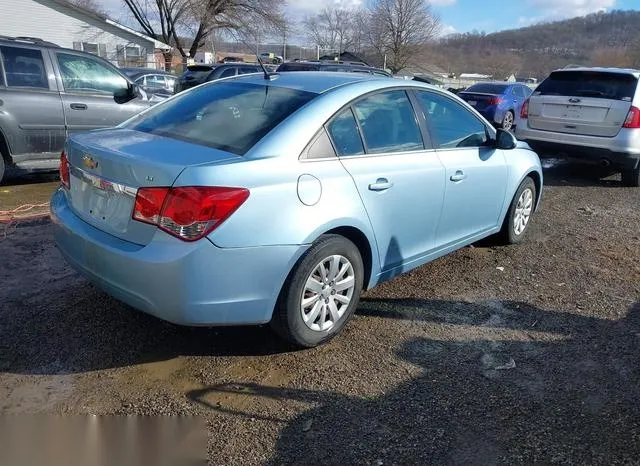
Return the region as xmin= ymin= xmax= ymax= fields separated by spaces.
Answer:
xmin=0 ymin=161 xmax=639 ymax=465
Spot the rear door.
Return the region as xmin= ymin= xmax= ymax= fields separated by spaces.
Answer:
xmin=414 ymin=90 xmax=507 ymax=248
xmin=326 ymin=89 xmax=446 ymax=271
xmin=0 ymin=45 xmax=65 ymax=158
xmin=528 ymin=70 xmax=637 ymax=137
xmin=52 ymin=50 xmax=149 ymax=133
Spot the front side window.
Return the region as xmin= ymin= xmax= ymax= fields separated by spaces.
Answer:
xmin=326 ymin=108 xmax=364 ymax=157
xmin=128 ymin=81 xmax=317 ymax=155
xmin=0 ymin=46 xmax=48 ymax=88
xmin=56 ymin=52 xmax=128 ymax=95
xmin=416 ymin=91 xmax=489 ymax=149
xmin=352 ymin=90 xmax=424 ymax=154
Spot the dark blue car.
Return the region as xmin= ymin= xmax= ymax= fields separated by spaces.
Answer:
xmin=458 ymin=83 xmax=533 ymax=130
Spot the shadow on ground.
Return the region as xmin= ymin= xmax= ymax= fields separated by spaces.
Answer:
xmin=540 ymin=157 xmax=628 ymax=188
xmin=188 ymin=299 xmax=640 ymax=464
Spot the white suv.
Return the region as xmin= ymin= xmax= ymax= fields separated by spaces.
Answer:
xmin=516 ymin=67 xmax=640 ymax=186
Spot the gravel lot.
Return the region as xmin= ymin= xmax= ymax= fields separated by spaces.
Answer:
xmin=0 ymin=161 xmax=638 ymax=465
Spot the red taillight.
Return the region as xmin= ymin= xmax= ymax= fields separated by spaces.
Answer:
xmin=487 ymin=96 xmax=503 ymax=105
xmin=133 ymin=186 xmax=249 ymax=241
xmin=133 ymin=187 xmax=169 ymax=225
xmin=520 ymin=99 xmax=529 ymax=119
xmin=623 ymin=106 xmax=640 ymax=129
xmin=60 ymin=150 xmax=70 ymax=189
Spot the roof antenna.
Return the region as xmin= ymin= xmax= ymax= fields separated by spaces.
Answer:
xmin=257 ymin=54 xmax=278 ymax=81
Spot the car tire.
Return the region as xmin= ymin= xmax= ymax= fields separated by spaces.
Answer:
xmin=621 ymin=167 xmax=640 ymax=187
xmin=270 ymin=234 xmax=364 ymax=348
xmin=498 ymin=176 xmax=536 ymax=244
xmin=501 ymin=110 xmax=515 ymax=131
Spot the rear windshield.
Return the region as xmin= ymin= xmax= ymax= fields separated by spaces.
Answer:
xmin=535 ymin=71 xmax=639 ymax=101
xmin=463 ymin=84 xmax=508 ymax=94
xmin=277 ymin=63 xmax=321 ymax=71
xmin=182 ymin=66 xmax=214 ymax=81
xmin=128 ymin=81 xmax=317 ymax=155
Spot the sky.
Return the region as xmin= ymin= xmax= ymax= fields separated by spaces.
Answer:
xmin=96 ymin=0 xmax=640 ymax=39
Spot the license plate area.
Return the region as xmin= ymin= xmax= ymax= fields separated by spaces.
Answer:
xmin=69 ymin=166 xmax=137 ymax=234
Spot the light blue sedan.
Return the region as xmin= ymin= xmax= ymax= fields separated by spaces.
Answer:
xmin=51 ymin=72 xmax=543 ymax=347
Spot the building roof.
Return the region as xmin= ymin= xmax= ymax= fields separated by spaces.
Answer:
xmin=47 ymin=0 xmax=171 ymax=51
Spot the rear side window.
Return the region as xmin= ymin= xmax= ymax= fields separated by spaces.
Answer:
xmin=129 ymin=81 xmax=317 ymax=155
xmin=352 ymin=90 xmax=424 ymax=154
xmin=0 ymin=46 xmax=48 ymax=88
xmin=327 ymin=108 xmax=364 ymax=157
xmin=535 ymin=71 xmax=639 ymax=101
xmin=183 ymin=66 xmax=214 ymax=82
xmin=218 ymin=67 xmax=236 ymax=79
xmin=512 ymin=86 xmax=524 ymax=98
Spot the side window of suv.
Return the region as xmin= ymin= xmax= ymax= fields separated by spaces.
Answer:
xmin=0 ymin=46 xmax=48 ymax=88
xmin=416 ymin=91 xmax=489 ymax=149
xmin=56 ymin=52 xmax=128 ymax=95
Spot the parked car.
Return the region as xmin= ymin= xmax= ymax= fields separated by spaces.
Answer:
xmin=458 ymin=82 xmax=533 ymax=130
xmin=173 ymin=63 xmax=262 ymax=93
xmin=0 ymin=36 xmax=153 ymax=183
xmin=276 ymin=60 xmax=392 ymax=77
xmin=51 ymin=72 xmax=543 ymax=348
xmin=119 ymin=67 xmax=177 ymax=99
xmin=516 ymin=67 xmax=640 ymax=186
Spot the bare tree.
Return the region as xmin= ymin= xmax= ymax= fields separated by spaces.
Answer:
xmin=304 ymin=7 xmax=357 ymax=55
xmin=366 ymin=0 xmax=441 ymax=74
xmin=123 ymin=0 xmax=285 ymax=70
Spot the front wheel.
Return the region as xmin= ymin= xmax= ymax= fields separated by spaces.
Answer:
xmin=498 ymin=177 xmax=537 ymax=244
xmin=270 ymin=234 xmax=364 ymax=348
xmin=622 ymin=166 xmax=640 ymax=187
xmin=501 ymin=110 xmax=515 ymax=131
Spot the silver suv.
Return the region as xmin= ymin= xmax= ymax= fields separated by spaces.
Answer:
xmin=0 ymin=36 xmax=152 ymax=183
xmin=516 ymin=67 xmax=640 ymax=186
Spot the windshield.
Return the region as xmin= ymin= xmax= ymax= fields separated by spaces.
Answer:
xmin=463 ymin=84 xmax=509 ymax=94
xmin=127 ymin=81 xmax=317 ymax=155
xmin=535 ymin=71 xmax=639 ymax=100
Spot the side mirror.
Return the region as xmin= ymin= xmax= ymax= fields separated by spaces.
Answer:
xmin=495 ymin=128 xmax=517 ymax=150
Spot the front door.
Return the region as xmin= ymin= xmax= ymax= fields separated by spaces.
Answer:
xmin=326 ymin=90 xmax=446 ymax=272
xmin=414 ymin=90 xmax=508 ymax=248
xmin=0 ymin=45 xmax=65 ymax=159
xmin=51 ymin=51 xmax=149 ymax=133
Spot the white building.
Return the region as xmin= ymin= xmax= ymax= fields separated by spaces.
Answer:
xmin=0 ymin=0 xmax=171 ymax=69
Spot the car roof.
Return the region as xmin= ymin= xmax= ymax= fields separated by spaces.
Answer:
xmin=224 ymin=71 xmax=415 ymax=94
xmin=551 ymin=66 xmax=640 ymax=78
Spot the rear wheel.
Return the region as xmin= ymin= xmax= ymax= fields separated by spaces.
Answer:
xmin=270 ymin=234 xmax=364 ymax=348
xmin=501 ymin=110 xmax=514 ymax=131
xmin=622 ymin=167 xmax=640 ymax=187
xmin=498 ymin=176 xmax=536 ymax=244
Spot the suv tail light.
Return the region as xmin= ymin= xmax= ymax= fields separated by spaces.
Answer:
xmin=520 ymin=99 xmax=529 ymax=119
xmin=60 ymin=150 xmax=70 ymax=189
xmin=623 ymin=106 xmax=640 ymax=129
xmin=487 ymin=96 xmax=503 ymax=105
xmin=133 ymin=186 xmax=249 ymax=241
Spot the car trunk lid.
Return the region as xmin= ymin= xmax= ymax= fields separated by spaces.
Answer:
xmin=459 ymin=92 xmax=501 ymax=111
xmin=64 ymin=128 xmax=238 ymax=245
xmin=527 ymin=70 xmax=638 ymax=137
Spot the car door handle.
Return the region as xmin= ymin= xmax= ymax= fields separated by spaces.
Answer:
xmin=70 ymin=103 xmax=87 ymax=110
xmin=368 ymin=178 xmax=394 ymax=191
xmin=450 ymin=170 xmax=467 ymax=182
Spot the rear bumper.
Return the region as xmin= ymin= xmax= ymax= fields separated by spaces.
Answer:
xmin=515 ymin=125 xmax=640 ymax=169
xmin=50 ymin=188 xmax=306 ymax=326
